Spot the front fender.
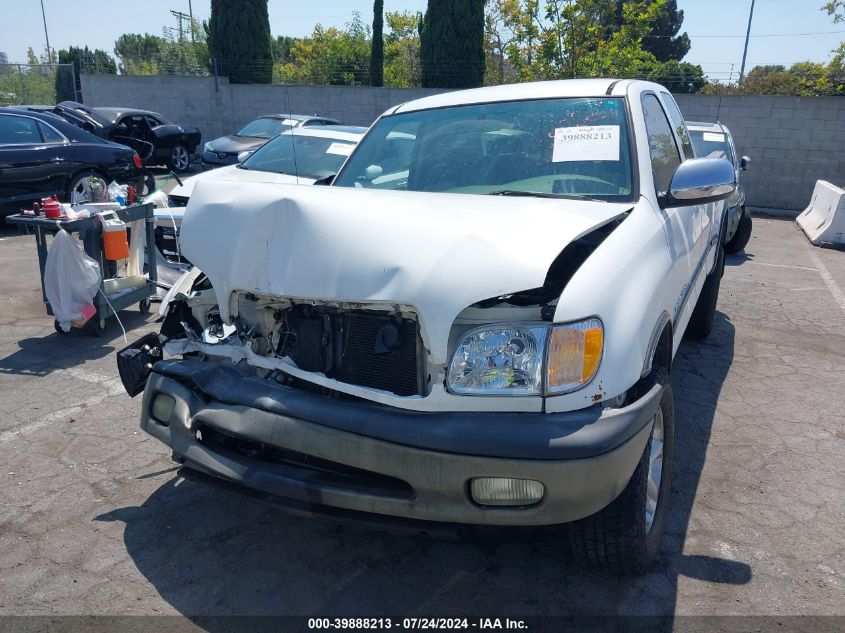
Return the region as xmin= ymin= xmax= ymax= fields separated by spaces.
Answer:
xmin=546 ymin=201 xmax=673 ymax=413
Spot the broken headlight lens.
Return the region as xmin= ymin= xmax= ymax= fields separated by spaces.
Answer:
xmin=447 ymin=325 xmax=547 ymax=395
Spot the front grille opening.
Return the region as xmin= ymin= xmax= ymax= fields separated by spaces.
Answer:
xmin=196 ymin=424 xmax=414 ymax=500
xmin=277 ymin=306 xmax=426 ymax=397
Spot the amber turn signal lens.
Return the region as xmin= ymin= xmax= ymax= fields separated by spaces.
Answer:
xmin=546 ymin=319 xmax=603 ymax=394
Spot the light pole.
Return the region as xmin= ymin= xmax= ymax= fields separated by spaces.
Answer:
xmin=739 ymin=0 xmax=756 ymax=84
xmin=40 ymin=0 xmax=52 ymax=61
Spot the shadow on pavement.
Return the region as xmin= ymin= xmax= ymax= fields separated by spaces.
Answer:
xmin=0 ymin=311 xmax=152 ymax=378
xmin=96 ymin=312 xmax=748 ymax=621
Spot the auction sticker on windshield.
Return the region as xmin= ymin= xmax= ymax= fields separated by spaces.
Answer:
xmin=326 ymin=142 xmax=354 ymax=156
xmin=703 ymin=132 xmax=726 ymax=143
xmin=552 ymin=125 xmax=620 ymax=162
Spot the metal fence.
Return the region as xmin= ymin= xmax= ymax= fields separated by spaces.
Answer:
xmin=0 ymin=63 xmax=78 ymax=106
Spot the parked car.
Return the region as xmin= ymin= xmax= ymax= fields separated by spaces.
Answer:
xmin=201 ymin=113 xmax=342 ymax=168
xmin=687 ymin=121 xmax=752 ymax=253
xmin=167 ymin=125 xmax=366 ymax=207
xmin=0 ymin=107 xmax=143 ymax=213
xmin=24 ymin=102 xmax=201 ymax=173
xmin=118 ymin=79 xmax=736 ymax=575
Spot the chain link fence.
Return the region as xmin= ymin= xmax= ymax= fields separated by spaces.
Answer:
xmin=0 ymin=63 xmax=79 ymax=106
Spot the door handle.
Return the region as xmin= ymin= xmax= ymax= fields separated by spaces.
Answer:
xmin=50 ymin=157 xmax=66 ymax=163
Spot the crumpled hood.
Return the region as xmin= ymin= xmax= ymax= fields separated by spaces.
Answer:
xmin=207 ymin=135 xmax=266 ymax=153
xmin=181 ymin=182 xmax=628 ymax=364
xmin=169 ymin=165 xmax=310 ymax=199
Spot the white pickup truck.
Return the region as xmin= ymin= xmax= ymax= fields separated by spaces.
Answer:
xmin=118 ymin=79 xmax=735 ymax=575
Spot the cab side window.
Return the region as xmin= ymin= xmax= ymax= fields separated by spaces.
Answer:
xmin=641 ymin=94 xmax=681 ymax=193
xmin=660 ymin=92 xmax=694 ymax=160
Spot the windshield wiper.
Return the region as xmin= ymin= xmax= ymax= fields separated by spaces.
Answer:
xmin=487 ymin=190 xmax=604 ymax=202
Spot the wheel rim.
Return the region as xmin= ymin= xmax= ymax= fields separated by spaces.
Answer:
xmin=645 ymin=407 xmax=664 ymax=533
xmin=171 ymin=146 xmax=189 ymax=170
xmin=70 ymin=175 xmax=98 ymax=204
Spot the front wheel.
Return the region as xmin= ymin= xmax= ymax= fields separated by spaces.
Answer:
xmin=725 ymin=206 xmax=752 ymax=254
xmin=168 ymin=144 xmax=191 ymax=173
xmin=568 ymin=368 xmax=674 ymax=575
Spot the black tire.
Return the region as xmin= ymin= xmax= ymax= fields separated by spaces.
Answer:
xmin=685 ymin=243 xmax=724 ymax=340
xmin=725 ymin=207 xmax=752 ymax=254
xmin=87 ymin=318 xmax=106 ymax=337
xmin=568 ymin=368 xmax=674 ymax=575
xmin=168 ymin=144 xmax=191 ymax=173
xmin=139 ymin=298 xmax=151 ymax=314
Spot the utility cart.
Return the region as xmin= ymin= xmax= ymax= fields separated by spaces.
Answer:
xmin=6 ymin=203 xmax=158 ymax=335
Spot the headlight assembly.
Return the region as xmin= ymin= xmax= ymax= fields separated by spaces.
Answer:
xmin=447 ymin=318 xmax=603 ymax=396
xmin=204 ymin=142 xmax=214 ymax=153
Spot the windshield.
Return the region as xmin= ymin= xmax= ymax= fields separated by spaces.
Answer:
xmin=334 ymin=97 xmax=634 ymax=201
xmin=237 ymin=117 xmax=297 ymax=139
xmin=240 ymin=133 xmax=357 ymax=179
xmin=689 ymin=129 xmax=734 ymax=163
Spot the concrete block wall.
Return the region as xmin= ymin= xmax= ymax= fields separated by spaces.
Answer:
xmin=82 ymin=75 xmax=842 ymax=211
xmin=674 ymin=94 xmax=844 ymax=211
xmin=81 ymin=74 xmax=445 ymax=147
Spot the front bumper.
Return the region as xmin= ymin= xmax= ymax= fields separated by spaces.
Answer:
xmin=201 ymin=150 xmax=239 ymax=167
xmin=139 ymin=360 xmax=661 ymax=526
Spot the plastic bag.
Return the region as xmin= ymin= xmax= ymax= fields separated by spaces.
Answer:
xmin=108 ymin=181 xmax=129 ymax=206
xmin=44 ymin=230 xmax=102 ymax=332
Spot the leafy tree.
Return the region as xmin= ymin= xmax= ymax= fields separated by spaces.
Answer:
xmin=420 ymin=0 xmax=486 ymax=88
xmin=371 ymin=0 xmax=385 ymax=86
xmin=277 ymin=13 xmax=371 ymax=85
xmin=208 ymin=0 xmax=273 ymax=83
xmin=114 ymin=33 xmax=166 ymax=74
xmin=488 ymin=0 xmax=669 ymax=81
xmin=647 ymin=60 xmax=706 ymax=93
xmin=384 ymin=11 xmax=423 ymax=87
xmin=55 ymin=46 xmax=116 ymax=102
xmin=606 ymin=0 xmax=689 ymax=62
xmin=272 ymin=36 xmax=300 ymax=63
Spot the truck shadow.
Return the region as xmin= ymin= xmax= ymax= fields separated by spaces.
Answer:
xmin=95 ymin=312 xmax=748 ymax=622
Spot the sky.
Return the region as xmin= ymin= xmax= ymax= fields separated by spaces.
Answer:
xmin=1 ymin=0 xmax=843 ymax=82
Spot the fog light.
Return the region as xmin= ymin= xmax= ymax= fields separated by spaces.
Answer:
xmin=470 ymin=477 xmax=544 ymax=506
xmin=151 ymin=393 xmax=176 ymax=426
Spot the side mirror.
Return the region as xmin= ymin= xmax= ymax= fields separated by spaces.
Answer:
xmin=660 ymin=158 xmax=736 ymax=208
xmin=237 ymin=150 xmax=253 ymax=163
xmin=740 ymin=156 xmax=751 ymax=171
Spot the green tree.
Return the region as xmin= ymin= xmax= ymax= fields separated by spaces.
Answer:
xmin=488 ymin=0 xmax=671 ymax=81
xmin=606 ymin=0 xmax=689 ymax=62
xmin=55 ymin=46 xmax=117 ymax=102
xmin=420 ymin=0 xmax=486 ymax=88
xmin=647 ymin=60 xmax=706 ymax=93
xmin=114 ymin=33 xmax=166 ymax=74
xmin=208 ymin=0 xmax=273 ymax=83
xmin=370 ymin=0 xmax=385 ymax=86
xmin=272 ymin=36 xmax=300 ymax=63
xmin=278 ymin=13 xmax=371 ymax=85
xmin=384 ymin=11 xmax=423 ymax=87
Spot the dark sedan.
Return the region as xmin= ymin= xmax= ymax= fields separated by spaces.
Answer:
xmin=202 ymin=113 xmax=341 ymax=168
xmin=28 ymin=102 xmax=201 ymax=173
xmin=0 ymin=108 xmax=143 ymax=215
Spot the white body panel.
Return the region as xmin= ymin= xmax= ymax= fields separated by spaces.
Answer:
xmin=171 ymin=80 xmax=724 ymax=413
xmin=169 ymin=164 xmax=312 ymax=200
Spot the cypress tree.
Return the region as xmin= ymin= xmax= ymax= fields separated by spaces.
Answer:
xmin=208 ymin=0 xmax=273 ymax=84
xmin=370 ymin=0 xmax=384 ymax=86
xmin=420 ymin=0 xmax=485 ymax=89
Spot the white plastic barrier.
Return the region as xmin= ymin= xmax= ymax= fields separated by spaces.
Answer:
xmin=797 ymin=180 xmax=845 ymax=247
